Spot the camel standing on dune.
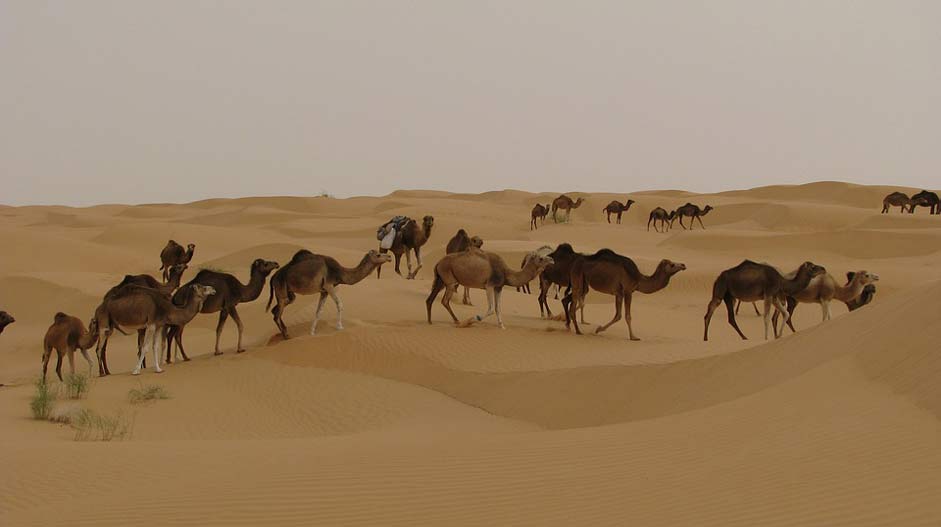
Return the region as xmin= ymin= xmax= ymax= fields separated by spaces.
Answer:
xmin=881 ymin=192 xmax=921 ymax=213
xmin=268 ymin=250 xmax=391 ymax=339
xmin=536 ymin=243 xmax=587 ymax=323
xmin=530 ymin=203 xmax=551 ymax=230
xmin=516 ymin=245 xmax=553 ymax=294
xmin=647 ymin=208 xmax=676 ymax=232
xmin=42 ymin=313 xmax=99 ymax=382
xmin=551 ymin=195 xmax=585 ymax=223
xmin=0 ymin=311 xmax=13 ymax=334
xmin=105 ymin=264 xmax=188 ymax=299
xmin=774 ymin=270 xmax=879 ymax=332
xmin=378 ymin=216 xmax=434 ymax=279
xmin=703 ymin=260 xmax=825 ymax=341
xmin=160 ymin=240 xmax=196 ymax=281
xmin=562 ymin=250 xmax=686 ymax=340
xmin=426 ymin=249 xmax=553 ymax=329
xmin=445 ymin=229 xmax=484 ymax=305
xmin=674 ymin=203 xmax=713 ymax=230
xmin=910 ymin=190 xmax=940 ymax=215
xmin=603 ymin=199 xmax=635 ymax=224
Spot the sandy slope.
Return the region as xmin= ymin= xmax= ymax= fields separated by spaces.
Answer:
xmin=1 ymin=182 xmax=940 ymax=525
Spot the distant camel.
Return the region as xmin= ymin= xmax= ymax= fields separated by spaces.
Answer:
xmin=881 ymin=192 xmax=918 ymax=213
xmin=537 ymin=243 xmax=588 ymax=324
xmin=426 ymin=248 xmax=553 ymax=328
xmin=703 ymin=260 xmax=825 ymax=341
xmin=378 ymin=216 xmax=434 ymax=279
xmin=167 ymin=259 xmax=280 ymax=361
xmin=562 ymin=250 xmax=686 ymax=339
xmin=774 ymin=270 xmax=879 ymax=332
xmin=603 ymin=199 xmax=635 ymax=224
xmin=530 ymin=203 xmax=551 ymax=230
xmin=516 ymin=245 xmax=553 ymax=294
xmin=910 ymin=190 xmax=940 ymax=215
xmin=268 ymin=250 xmax=391 ymax=339
xmin=42 ymin=313 xmax=99 ymax=382
xmin=94 ymin=284 xmax=215 ymax=376
xmin=647 ymin=207 xmax=676 ymax=232
xmin=159 ymin=240 xmax=196 ymax=281
xmin=445 ymin=229 xmax=484 ymax=305
xmin=551 ymin=195 xmax=585 ymax=223
xmin=0 ymin=311 xmax=13 ymax=334
xmin=844 ymin=273 xmax=877 ymax=311
xmin=674 ymin=203 xmax=714 ymax=230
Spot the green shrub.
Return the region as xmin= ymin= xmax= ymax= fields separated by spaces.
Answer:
xmin=64 ymin=373 xmax=90 ymax=399
xmin=30 ymin=379 xmax=55 ymax=420
xmin=72 ymin=409 xmax=134 ymax=441
xmin=128 ymin=384 xmax=170 ymax=404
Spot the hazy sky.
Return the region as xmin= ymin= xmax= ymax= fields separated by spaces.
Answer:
xmin=2 ymin=1 xmax=939 ymax=206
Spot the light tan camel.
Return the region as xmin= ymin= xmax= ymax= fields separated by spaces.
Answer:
xmin=603 ymin=199 xmax=635 ymax=224
xmin=561 ymin=250 xmax=686 ymax=340
xmin=426 ymin=249 xmax=553 ymax=329
xmin=551 ymin=195 xmax=585 ymax=223
xmin=516 ymin=245 xmax=554 ymax=294
xmin=159 ymin=240 xmax=196 ymax=281
xmin=844 ymin=272 xmax=877 ymax=311
xmin=530 ymin=203 xmax=551 ymax=230
xmin=378 ymin=216 xmax=434 ymax=279
xmin=267 ymin=250 xmax=391 ymax=338
xmin=646 ymin=207 xmax=676 ymax=232
xmin=42 ymin=313 xmax=99 ymax=382
xmin=445 ymin=229 xmax=484 ymax=305
xmin=774 ymin=270 xmax=879 ymax=331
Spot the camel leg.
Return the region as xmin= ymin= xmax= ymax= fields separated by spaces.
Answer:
xmin=703 ymin=299 xmax=720 ymax=341
xmin=696 ymin=215 xmax=706 ymax=229
xmin=327 ymin=286 xmax=344 ymax=330
xmin=563 ymin=291 xmax=582 ymax=335
xmin=55 ymin=350 xmax=64 ymax=382
xmin=594 ymin=292 xmax=623 ymax=335
xmin=623 ymin=293 xmax=640 ymax=341
xmin=151 ymin=326 xmax=164 ymax=373
xmin=409 ymin=247 xmax=423 ymax=279
xmin=772 ymin=298 xmax=790 ymax=338
xmin=762 ymin=298 xmax=773 ymax=340
xmin=465 ymin=288 xmax=495 ymax=326
xmin=404 ymin=251 xmax=413 ymax=279
xmin=494 ymin=288 xmax=506 ymax=329
xmin=79 ymin=347 xmax=94 ymax=377
xmin=175 ymin=326 xmax=190 ymax=362
xmin=538 ymin=279 xmax=551 ymax=318
xmin=42 ymin=345 xmax=53 ymax=383
xmin=724 ymin=295 xmax=748 ymax=340
xmin=393 ymin=253 xmax=403 ymax=276
xmin=67 ymin=348 xmax=75 ymax=377
xmin=229 ymin=307 xmax=246 ymax=352
xmin=462 ymin=286 xmax=472 ymax=305
xmin=214 ymin=310 xmax=228 ymax=355
xmin=440 ymin=283 xmax=460 ymax=324
xmin=133 ymin=325 xmax=153 ymax=375
xmin=96 ymin=329 xmax=111 ymax=377
xmin=310 ymin=293 xmax=328 ymax=335
xmin=679 ymin=216 xmax=687 ymax=230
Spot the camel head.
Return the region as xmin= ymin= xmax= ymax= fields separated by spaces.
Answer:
xmin=366 ymin=249 xmax=393 ymax=266
xmin=798 ymin=261 xmax=827 ymax=279
xmin=847 ymin=270 xmax=879 ymax=286
xmin=573 ymin=197 xmax=585 ymax=208
xmin=87 ymin=316 xmax=99 ymax=335
xmin=702 ymin=205 xmax=714 ymax=215
xmin=168 ymin=263 xmax=188 ymax=280
xmin=658 ymin=260 xmax=687 ymax=277
xmin=0 ymin=311 xmax=14 ymax=334
xmin=186 ymin=243 xmax=196 ymax=253
xmin=251 ymin=258 xmax=280 ymax=277
xmin=470 ymin=236 xmax=484 ymax=248
xmin=422 ymin=216 xmax=434 ymax=228
xmin=544 ymin=203 xmax=551 ymax=211
xmin=626 ymin=199 xmax=635 ymax=208
xmin=525 ymin=254 xmax=554 ymax=271
xmin=190 ymin=284 xmax=216 ymax=301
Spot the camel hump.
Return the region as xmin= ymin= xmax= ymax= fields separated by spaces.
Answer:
xmin=53 ymin=312 xmax=69 ymax=322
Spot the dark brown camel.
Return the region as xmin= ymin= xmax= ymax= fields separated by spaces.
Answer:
xmin=535 ymin=243 xmax=587 ymax=324
xmin=881 ymin=192 xmax=926 ymax=213
xmin=268 ymin=250 xmax=391 ymax=338
xmin=42 ymin=313 xmax=99 ymax=382
xmin=530 ymin=203 xmax=551 ymax=230
xmin=561 ymin=250 xmax=686 ymax=339
xmin=378 ymin=216 xmax=434 ymax=279
xmin=674 ymin=203 xmax=713 ymax=230
xmin=910 ymin=190 xmax=940 ymax=215
xmin=445 ymin=229 xmax=484 ymax=304
xmin=647 ymin=207 xmax=676 ymax=232
xmin=105 ymin=263 xmax=188 ymax=299
xmin=0 ymin=311 xmax=13 ymax=335
xmin=159 ymin=240 xmax=196 ymax=281
xmin=166 ymin=259 xmax=280 ymax=362
xmin=703 ymin=260 xmax=825 ymax=341
xmin=603 ymin=199 xmax=635 ymax=224
xmin=551 ymin=195 xmax=585 ymax=223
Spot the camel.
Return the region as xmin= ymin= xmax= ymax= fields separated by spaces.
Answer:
xmin=910 ymin=190 xmax=940 ymax=215
xmin=774 ymin=270 xmax=879 ymax=332
xmin=703 ymin=260 xmax=825 ymax=341
xmin=603 ymin=199 xmax=635 ymax=224
xmin=516 ymin=245 xmax=553 ymax=294
xmin=42 ymin=313 xmax=99 ymax=382
xmin=159 ymin=240 xmax=196 ymax=281
xmin=647 ymin=207 xmax=676 ymax=232
xmin=426 ymin=248 xmax=553 ymax=329
xmin=880 ymin=192 xmax=927 ymax=213
xmin=674 ymin=203 xmax=713 ymax=230
xmin=268 ymin=250 xmax=391 ymax=339
xmin=561 ymin=250 xmax=686 ymax=340
xmin=94 ymin=283 xmax=216 ymax=376
xmin=166 ymin=258 xmax=280 ymax=361
xmin=445 ymin=229 xmax=484 ymax=304
xmin=536 ymin=243 xmax=588 ymax=324
xmin=0 ymin=311 xmax=13 ymax=334
xmin=105 ymin=263 xmax=188 ymax=299
xmin=844 ymin=272 xmax=877 ymax=311
xmin=551 ymin=195 xmax=585 ymax=223
xmin=530 ymin=203 xmax=551 ymax=230
xmin=378 ymin=215 xmax=434 ymax=279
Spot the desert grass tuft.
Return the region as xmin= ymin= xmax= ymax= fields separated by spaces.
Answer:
xmin=29 ymin=378 xmax=56 ymax=420
xmin=128 ymin=383 xmax=170 ymax=404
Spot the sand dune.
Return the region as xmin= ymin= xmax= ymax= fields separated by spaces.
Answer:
xmin=1 ymin=182 xmax=940 ymax=525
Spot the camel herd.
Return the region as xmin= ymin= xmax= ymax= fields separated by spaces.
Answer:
xmin=881 ymin=190 xmax=940 ymax=214
xmin=1 ymin=191 xmax=899 ymax=382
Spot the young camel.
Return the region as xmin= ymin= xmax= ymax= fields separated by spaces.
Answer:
xmin=94 ymin=284 xmax=215 ymax=376
xmin=603 ymin=199 xmax=635 ymax=224
xmin=166 ymin=259 xmax=280 ymax=362
xmin=159 ymin=240 xmax=196 ymax=281
xmin=551 ymin=195 xmax=585 ymax=223
xmin=530 ymin=203 xmax=551 ymax=230
xmin=268 ymin=250 xmax=391 ymax=339
xmin=561 ymin=250 xmax=686 ymax=339
xmin=674 ymin=203 xmax=714 ymax=230
xmin=0 ymin=311 xmax=14 ymax=334
xmin=516 ymin=245 xmax=553 ymax=294
xmin=42 ymin=313 xmax=99 ymax=382
xmin=774 ymin=270 xmax=879 ymax=332
xmin=445 ymin=229 xmax=484 ymax=305
xmin=703 ymin=260 xmax=826 ymax=341
xmin=378 ymin=216 xmax=434 ymax=279
xmin=536 ymin=243 xmax=587 ymax=324
xmin=426 ymin=249 xmax=553 ymax=329
xmin=845 ymin=272 xmax=877 ymax=311
xmin=647 ymin=208 xmax=676 ymax=232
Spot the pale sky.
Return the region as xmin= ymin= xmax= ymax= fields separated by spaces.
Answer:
xmin=2 ymin=1 xmax=939 ymax=206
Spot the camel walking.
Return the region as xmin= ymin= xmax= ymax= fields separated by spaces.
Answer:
xmin=551 ymin=195 xmax=585 ymax=223
xmin=426 ymin=249 xmax=553 ymax=329
xmin=774 ymin=270 xmax=879 ymax=332
xmin=378 ymin=216 xmax=434 ymax=279
xmin=674 ymin=203 xmax=713 ymax=230
xmin=0 ymin=311 xmax=14 ymax=335
xmin=603 ymin=199 xmax=635 ymax=224
xmin=42 ymin=313 xmax=99 ymax=382
xmin=647 ymin=207 xmax=676 ymax=232
xmin=530 ymin=203 xmax=551 ymax=230
xmin=94 ymin=284 xmax=215 ymax=376
xmin=561 ymin=250 xmax=686 ymax=339
xmin=516 ymin=245 xmax=553 ymax=294
xmin=159 ymin=240 xmax=196 ymax=281
xmin=910 ymin=190 xmax=940 ymax=214
xmin=445 ymin=229 xmax=484 ymax=304
xmin=268 ymin=250 xmax=391 ymax=339
xmin=166 ymin=259 xmax=280 ymax=361
xmin=703 ymin=261 xmax=825 ymax=341
xmin=535 ymin=243 xmax=587 ymax=324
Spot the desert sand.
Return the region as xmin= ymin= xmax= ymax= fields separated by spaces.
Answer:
xmin=1 ymin=182 xmax=940 ymax=526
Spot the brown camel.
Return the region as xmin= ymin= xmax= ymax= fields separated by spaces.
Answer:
xmin=426 ymin=248 xmax=553 ymax=329
xmin=105 ymin=263 xmax=188 ymax=300
xmin=646 ymin=207 xmax=676 ymax=232
xmin=445 ymin=229 xmax=484 ymax=304
xmin=561 ymin=250 xmax=686 ymax=340
xmin=166 ymin=259 xmax=280 ymax=362
xmin=536 ymin=243 xmax=587 ymax=324
xmin=530 ymin=203 xmax=551 ymax=230
xmin=378 ymin=216 xmax=434 ymax=279
xmin=674 ymin=203 xmax=714 ymax=230
xmin=703 ymin=260 xmax=825 ymax=341
xmin=94 ymin=283 xmax=216 ymax=376
xmin=603 ymin=199 xmax=635 ymax=224
xmin=42 ymin=313 xmax=99 ymax=382
xmin=881 ymin=192 xmax=915 ymax=213
xmin=516 ymin=245 xmax=553 ymax=294
xmin=844 ymin=272 xmax=877 ymax=311
xmin=268 ymin=250 xmax=391 ymax=339
xmin=159 ymin=240 xmax=196 ymax=281
xmin=0 ymin=311 xmax=13 ymax=334
xmin=909 ymin=190 xmax=940 ymax=214
xmin=774 ymin=270 xmax=879 ymax=332
xmin=551 ymin=195 xmax=585 ymax=223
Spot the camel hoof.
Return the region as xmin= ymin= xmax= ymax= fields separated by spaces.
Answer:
xmin=237 ymin=349 xmax=246 ymax=354
xmin=630 ymin=337 xmax=641 ymax=341
xmin=214 ymin=351 xmax=223 ymax=356
xmin=594 ymin=327 xmax=604 ymax=334
xmin=335 ymin=325 xmax=344 ymax=331
xmin=154 ymin=369 xmax=164 ymax=374
xmin=131 ymin=370 xmax=141 ymax=376
xmin=499 ymin=324 xmax=506 ymax=330
xmin=183 ymin=357 xmax=191 ymax=362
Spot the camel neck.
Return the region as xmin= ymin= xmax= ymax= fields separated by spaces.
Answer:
xmin=833 ymin=277 xmax=865 ymax=302
xmin=637 ymin=266 xmax=672 ymax=294
xmin=239 ymin=269 xmax=268 ymax=302
xmin=337 ymin=257 xmax=376 ymax=286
